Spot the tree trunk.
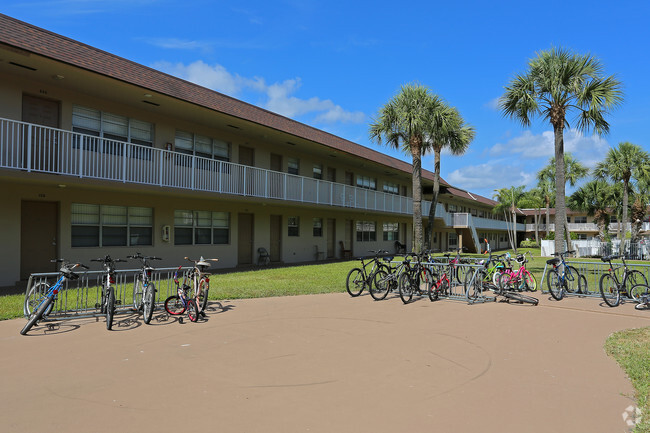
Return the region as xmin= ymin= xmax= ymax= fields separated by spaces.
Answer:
xmin=553 ymin=124 xmax=566 ymax=256
xmin=411 ymin=143 xmax=423 ymax=254
xmin=545 ymin=199 xmax=551 ymax=237
xmin=622 ymin=179 xmax=629 ymax=240
xmin=426 ymin=147 xmax=442 ymax=250
xmin=534 ymin=209 xmax=540 ymax=244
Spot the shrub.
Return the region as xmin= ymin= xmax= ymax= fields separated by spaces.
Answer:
xmin=520 ymin=239 xmax=540 ymax=248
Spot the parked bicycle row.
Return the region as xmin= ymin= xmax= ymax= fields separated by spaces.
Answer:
xmin=345 ymin=250 xmax=540 ymax=306
xmin=20 ymin=253 xmax=219 ymax=335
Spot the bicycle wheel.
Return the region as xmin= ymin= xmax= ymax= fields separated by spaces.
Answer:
xmin=565 ymin=266 xmax=580 ymax=293
xmin=133 ymin=277 xmax=144 ymax=311
xmin=164 ymin=295 xmax=186 ymax=315
xmin=418 ymin=268 xmax=434 ymax=295
xmin=629 ymin=284 xmax=650 ymax=303
xmin=197 ymin=277 xmax=209 ymax=312
xmin=523 ymin=271 xmax=537 ymax=292
xmin=624 ymin=270 xmax=648 ymax=301
xmin=498 ymin=273 xmax=513 ymax=291
xmin=346 ymin=268 xmax=366 ymax=297
xmin=547 ymin=269 xmax=564 ymax=301
xmin=578 ymin=273 xmax=589 ymax=294
xmin=454 ymin=265 xmax=465 ymax=285
xmin=503 ymin=291 xmax=539 ymax=305
xmin=599 ymin=273 xmax=620 ymax=307
xmin=24 ymin=282 xmax=53 ymax=317
xmin=370 ymin=269 xmax=391 ymax=300
xmin=464 ymin=269 xmax=482 ymax=301
xmin=187 ymin=299 xmax=199 ymax=322
xmin=398 ymin=272 xmax=413 ymax=304
xmin=492 ymin=270 xmax=502 ymax=286
xmin=20 ymin=296 xmax=54 ymax=335
xmin=143 ymin=284 xmax=155 ymax=325
xmin=106 ymin=287 xmax=115 ymax=330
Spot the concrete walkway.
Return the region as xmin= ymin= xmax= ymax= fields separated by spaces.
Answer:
xmin=1 ymin=292 xmax=648 ymax=433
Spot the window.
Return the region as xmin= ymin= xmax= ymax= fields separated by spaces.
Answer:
xmin=313 ymin=164 xmax=322 ymax=180
xmin=174 ymin=210 xmax=230 ymax=245
xmin=448 ymin=232 xmax=458 ymax=248
xmin=448 ymin=204 xmax=457 ymax=212
xmin=71 ymin=204 xmax=152 ymax=247
xmin=313 ymin=218 xmax=323 ymax=237
xmin=72 ymin=105 xmax=154 ymax=148
xmin=356 ymin=221 xmax=376 ymax=242
xmin=574 ymin=216 xmax=587 ymax=224
xmin=383 ymin=222 xmax=399 ymax=241
xmin=288 ymin=217 xmax=300 ymax=237
xmin=471 ymin=208 xmax=477 ymax=216
xmin=288 ymin=158 xmax=300 ymax=175
xmin=174 ymin=130 xmax=230 ymax=161
xmin=383 ymin=182 xmax=399 ymax=195
xmin=356 ymin=175 xmax=376 ymax=190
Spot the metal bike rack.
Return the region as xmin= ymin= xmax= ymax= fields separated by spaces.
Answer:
xmin=23 ymin=267 xmax=191 ymax=320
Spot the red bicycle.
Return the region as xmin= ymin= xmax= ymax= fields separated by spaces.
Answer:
xmin=164 ymin=266 xmax=199 ymax=323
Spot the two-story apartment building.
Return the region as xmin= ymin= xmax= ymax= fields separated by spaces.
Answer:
xmin=0 ymin=14 xmax=521 ymax=289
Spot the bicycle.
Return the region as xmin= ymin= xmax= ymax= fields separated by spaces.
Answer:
xmin=465 ymin=257 xmax=538 ymax=305
xmin=599 ymin=255 xmax=648 ymax=307
xmin=546 ymin=250 xmax=588 ymax=301
xmin=369 ymin=253 xmax=402 ymax=300
xmin=184 ymin=256 xmax=218 ymax=316
xmin=21 ymin=260 xmax=88 ymax=335
xmin=164 ymin=266 xmax=199 ymax=322
xmin=428 ymin=255 xmax=451 ymax=301
xmin=91 ymin=255 xmax=127 ymax=330
xmin=398 ymin=252 xmax=434 ymax=304
xmin=128 ymin=252 xmax=162 ymax=325
xmin=346 ymin=250 xmax=390 ymax=297
xmin=498 ymin=252 xmax=537 ymax=292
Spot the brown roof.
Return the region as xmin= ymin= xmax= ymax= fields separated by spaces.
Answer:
xmin=0 ymin=13 xmax=452 ymax=186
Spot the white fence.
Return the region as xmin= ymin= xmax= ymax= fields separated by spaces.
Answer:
xmin=541 ymin=239 xmax=650 ymax=259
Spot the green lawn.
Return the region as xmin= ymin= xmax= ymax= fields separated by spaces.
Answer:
xmin=2 ymin=250 xmax=648 ymax=431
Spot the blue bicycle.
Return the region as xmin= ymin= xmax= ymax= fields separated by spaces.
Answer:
xmin=21 ymin=260 xmax=88 ymax=335
xmin=546 ymin=250 xmax=587 ymax=300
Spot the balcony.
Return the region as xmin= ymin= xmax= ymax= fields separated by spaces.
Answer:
xmin=0 ymin=117 xmax=412 ymax=215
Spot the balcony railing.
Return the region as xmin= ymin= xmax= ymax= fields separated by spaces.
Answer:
xmin=0 ymin=117 xmax=412 ymax=214
xmin=452 ymin=212 xmax=525 ymax=232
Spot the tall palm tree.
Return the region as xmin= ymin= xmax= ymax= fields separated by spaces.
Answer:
xmin=536 ymin=153 xmax=589 ymax=241
xmin=424 ymin=106 xmax=475 ymax=250
xmin=369 ymin=83 xmax=445 ymax=253
xmin=500 ymin=47 xmax=623 ymax=255
xmin=493 ymin=185 xmax=526 ymax=251
xmin=594 ymin=142 xmax=650 ymax=239
xmin=568 ymin=180 xmax=616 ymax=241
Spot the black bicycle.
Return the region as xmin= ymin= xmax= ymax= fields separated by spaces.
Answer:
xmin=128 ymin=253 xmax=161 ymax=325
xmin=91 ymin=255 xmax=126 ymax=330
xmin=398 ymin=252 xmax=434 ymax=304
xmin=599 ymin=255 xmax=648 ymax=307
xmin=546 ymin=250 xmax=588 ymax=300
xmin=346 ymin=250 xmax=390 ymax=297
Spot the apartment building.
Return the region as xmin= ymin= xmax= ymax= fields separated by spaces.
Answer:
xmin=0 ymin=14 xmax=519 ymax=288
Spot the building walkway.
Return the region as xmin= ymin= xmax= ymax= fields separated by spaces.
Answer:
xmin=1 ymin=291 xmax=648 ymax=432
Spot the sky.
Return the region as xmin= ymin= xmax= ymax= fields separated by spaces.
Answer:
xmin=4 ymin=0 xmax=650 ymax=199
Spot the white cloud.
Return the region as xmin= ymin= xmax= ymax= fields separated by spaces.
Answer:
xmin=484 ymin=97 xmax=501 ymax=111
xmin=446 ymin=160 xmax=535 ymax=196
xmin=152 ymin=61 xmax=365 ymax=125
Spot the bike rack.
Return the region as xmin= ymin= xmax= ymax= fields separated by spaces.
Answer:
xmin=23 ymin=267 xmax=192 ymax=320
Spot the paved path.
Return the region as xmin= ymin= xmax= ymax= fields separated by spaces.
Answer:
xmin=1 ymin=292 xmax=648 ymax=433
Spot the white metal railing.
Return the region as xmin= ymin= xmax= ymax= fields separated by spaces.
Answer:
xmin=0 ymin=117 xmax=413 ymax=214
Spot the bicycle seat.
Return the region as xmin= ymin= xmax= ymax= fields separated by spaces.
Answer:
xmin=546 ymin=258 xmax=560 ymax=266
xmin=382 ymin=256 xmax=394 ymax=262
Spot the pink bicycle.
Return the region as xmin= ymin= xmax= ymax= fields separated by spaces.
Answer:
xmin=497 ymin=252 xmax=537 ymax=292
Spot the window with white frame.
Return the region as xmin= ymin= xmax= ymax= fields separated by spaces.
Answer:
xmin=71 ymin=203 xmax=153 ymax=247
xmin=72 ymin=105 xmax=154 ymax=148
xmin=313 ymin=218 xmax=323 ymax=237
xmin=383 ymin=182 xmax=399 ymax=195
xmin=357 ymin=175 xmax=377 ymax=190
xmin=356 ymin=221 xmax=377 ymax=242
xmin=574 ymin=216 xmax=587 ymax=224
xmin=383 ymin=222 xmax=399 ymax=241
xmin=174 ymin=130 xmax=230 ymax=161
xmin=288 ymin=158 xmax=300 ymax=175
xmin=288 ymin=217 xmax=300 ymax=236
xmin=173 ymin=210 xmax=230 ymax=245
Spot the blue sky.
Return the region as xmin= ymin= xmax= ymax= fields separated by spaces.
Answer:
xmin=4 ymin=0 xmax=650 ymax=199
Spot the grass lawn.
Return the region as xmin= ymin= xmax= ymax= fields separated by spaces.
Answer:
xmin=2 ymin=248 xmax=648 ymax=431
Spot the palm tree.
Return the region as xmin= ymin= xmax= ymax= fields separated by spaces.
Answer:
xmin=536 ymin=153 xmax=589 ymax=242
xmin=493 ymin=185 xmax=525 ymax=251
xmin=369 ymin=83 xmax=445 ymax=253
xmin=500 ymin=47 xmax=623 ymax=255
xmin=424 ymin=106 xmax=475 ymax=250
xmin=568 ymin=180 xmax=616 ymax=241
xmin=594 ymin=142 xmax=650 ymax=239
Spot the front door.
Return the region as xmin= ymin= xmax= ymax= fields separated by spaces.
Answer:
xmin=21 ymin=201 xmax=58 ymax=279
xmin=270 ymin=215 xmax=282 ymax=262
xmin=22 ymin=94 xmax=60 ymax=172
xmin=238 ymin=213 xmax=254 ymax=265
xmin=327 ymin=218 xmax=336 ymax=258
